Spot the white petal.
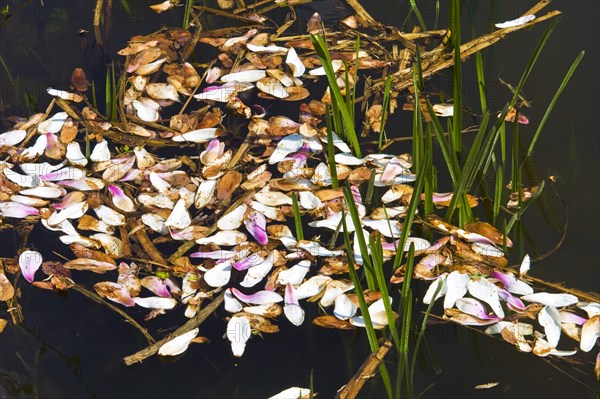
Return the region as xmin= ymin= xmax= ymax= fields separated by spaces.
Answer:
xmin=165 ymin=199 xmax=192 ymax=229
xmin=268 ymin=387 xmax=310 ymax=399
xmin=333 ymin=294 xmax=357 ymax=320
xmin=285 ymin=47 xmax=305 ymax=77
xmin=158 ymin=328 xmax=199 ymax=356
xmin=240 ymin=252 xmax=274 ymax=288
xmin=577 ymin=302 xmax=600 ymax=318
xmin=194 ymin=179 xmax=217 ymax=209
xmin=468 ymin=278 xmax=505 ymax=318
xmin=423 ymin=274 xmax=447 ymax=305
xmin=90 ymin=140 xmax=111 ymax=162
xmin=227 ymin=316 xmax=251 ymax=357
xmin=221 ymin=69 xmax=266 ymax=83
xmin=539 ymin=305 xmax=561 ymax=348
xmin=268 ymin=134 xmax=304 ymax=164
xmin=224 ymin=289 xmax=243 ymax=313
xmin=320 ymin=280 xmax=354 ymax=307
xmin=276 ymin=260 xmax=311 ymax=285
xmin=142 ymin=213 xmax=168 ymax=235
xmin=93 ymin=205 xmax=126 ymax=226
xmin=196 ymin=230 xmax=247 ymax=246
xmin=0 ymin=130 xmax=26 ymax=146
xmin=203 ymin=261 xmax=232 ymax=288
xmin=444 ymin=271 xmax=470 ymax=309
xmin=495 ymin=14 xmax=536 ymax=29
xmin=66 ymin=142 xmax=88 ymax=166
xmin=217 ymin=204 xmax=247 ymax=231
xmin=133 ymin=296 xmax=177 ymax=309
xmin=309 ymin=59 xmax=343 ymax=76
xmin=172 ymin=128 xmax=218 ymax=143
xmin=521 ymin=293 xmax=579 ymax=307
xmin=37 ymin=112 xmax=68 ymax=134
xmin=254 ymin=190 xmax=292 ymax=206
xmin=519 ymin=254 xmax=531 ymax=276
xmin=296 ymin=275 xmax=332 ymax=300
xmin=580 ymin=316 xmax=600 ymax=352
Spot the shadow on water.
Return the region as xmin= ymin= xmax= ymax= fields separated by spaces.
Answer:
xmin=0 ymin=1 xmax=598 ymax=398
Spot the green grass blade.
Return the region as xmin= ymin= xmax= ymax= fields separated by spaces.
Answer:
xmin=409 ymin=0 xmax=427 ymax=30
xmin=493 ymin=164 xmax=503 ymax=226
xmin=325 ymin=109 xmax=339 ymax=189
xmin=475 ymin=50 xmax=487 ymax=114
xmin=451 ymin=0 xmax=463 ymax=163
xmin=291 ymin=192 xmax=304 ymax=241
xmin=379 ymin=76 xmax=392 ymax=150
xmin=311 ymin=34 xmax=362 ymax=157
xmin=392 ymin=152 xmax=429 ymax=270
xmin=526 ymin=51 xmax=584 ymax=156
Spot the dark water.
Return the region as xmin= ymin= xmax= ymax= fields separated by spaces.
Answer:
xmin=1 ymin=1 xmax=598 ymax=398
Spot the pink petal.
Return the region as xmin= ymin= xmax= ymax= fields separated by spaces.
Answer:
xmin=560 ymin=311 xmax=587 ymax=326
xmin=491 ymin=270 xmax=534 ymax=295
xmin=18 ymin=250 xmax=43 ymax=283
xmin=0 ymin=202 xmax=40 ymax=218
xmin=244 ymin=210 xmax=268 ymax=245
xmin=141 ymin=276 xmax=171 ymax=297
xmin=497 ymin=287 xmax=526 ymax=311
xmin=232 ymin=253 xmax=264 ymax=271
xmin=456 ymin=298 xmax=502 ymax=321
xmin=284 ymin=283 xmax=304 ymax=326
xmin=231 ymin=287 xmax=283 ymax=304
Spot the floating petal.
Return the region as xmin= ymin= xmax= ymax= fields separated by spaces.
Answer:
xmin=284 ymin=283 xmax=304 ymax=326
xmin=521 ymin=293 xmax=579 ymax=307
xmin=158 ymin=328 xmax=199 ymax=356
xmin=18 ymin=250 xmax=43 ymax=283
xmin=227 ymin=315 xmax=251 ymax=357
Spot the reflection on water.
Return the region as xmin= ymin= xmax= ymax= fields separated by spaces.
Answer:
xmin=1 ymin=1 xmax=598 ymax=398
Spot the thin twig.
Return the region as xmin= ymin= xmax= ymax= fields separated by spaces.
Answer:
xmin=70 ymin=283 xmax=155 ymax=345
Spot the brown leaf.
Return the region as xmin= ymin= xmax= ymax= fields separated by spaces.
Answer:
xmin=348 ymin=166 xmax=372 ymax=185
xmin=70 ymin=244 xmax=117 ymax=265
xmin=59 ymin=119 xmax=79 ymax=144
xmin=465 ymin=222 xmax=509 ymax=246
xmin=366 ymin=104 xmax=383 ymax=133
xmin=312 ymin=315 xmax=356 ymax=330
xmin=63 ymin=258 xmax=117 ymax=273
xmin=42 ymin=261 xmax=73 ymax=278
xmin=0 ymin=318 xmax=7 ymax=334
xmin=0 ymin=273 xmax=15 ymax=301
xmin=217 ymin=170 xmax=242 ymax=201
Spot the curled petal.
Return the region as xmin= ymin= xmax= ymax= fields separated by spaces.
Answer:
xmin=94 ymin=282 xmax=135 ymax=307
xmin=444 ymin=271 xmax=470 ymax=309
xmin=244 ymin=210 xmax=268 ymax=245
xmin=456 ymin=298 xmax=502 ymax=321
xmin=581 ymin=316 xmax=600 ymax=352
xmin=539 ymin=305 xmax=562 ymax=348
xmin=19 ymin=250 xmax=43 ymax=283
xmin=333 ymin=294 xmax=357 ymax=320
xmin=0 ymin=202 xmax=40 ymax=218
xmin=224 ymin=289 xmax=243 ymax=313
xmin=468 ymin=278 xmax=505 ymax=318
xmin=491 ymin=270 xmax=533 ymax=295
xmin=232 ymin=253 xmax=264 ymax=271
xmin=231 ymin=287 xmax=283 ymax=305
xmin=141 ymin=276 xmax=171 ymax=297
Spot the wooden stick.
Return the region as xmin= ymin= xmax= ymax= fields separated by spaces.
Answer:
xmin=123 ymin=291 xmax=225 ymax=365
xmin=335 ymin=340 xmax=393 ymax=399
